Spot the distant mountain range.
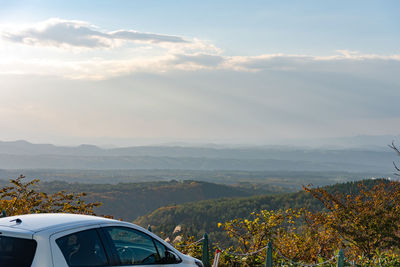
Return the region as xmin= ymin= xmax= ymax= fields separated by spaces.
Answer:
xmin=0 ymin=140 xmax=398 ymax=172
xmin=285 ymin=135 xmax=400 ymax=150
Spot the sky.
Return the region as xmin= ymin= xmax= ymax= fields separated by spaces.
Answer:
xmin=0 ymin=0 xmax=399 ymax=147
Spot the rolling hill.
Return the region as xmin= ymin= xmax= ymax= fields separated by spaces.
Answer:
xmin=36 ymin=180 xmax=285 ymax=221
xmin=134 ymin=179 xmax=387 ymax=242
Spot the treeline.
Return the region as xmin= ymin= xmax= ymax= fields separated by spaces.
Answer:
xmin=0 ymin=168 xmax=380 ymax=187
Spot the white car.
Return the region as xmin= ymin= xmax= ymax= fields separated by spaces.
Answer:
xmin=0 ymin=213 xmax=204 ymax=267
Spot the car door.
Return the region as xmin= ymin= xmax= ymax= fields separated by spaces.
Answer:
xmin=50 ymin=226 xmax=110 ymax=267
xmin=100 ymin=226 xmax=183 ymax=267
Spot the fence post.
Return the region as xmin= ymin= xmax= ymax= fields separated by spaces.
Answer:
xmin=265 ymin=241 xmax=273 ymax=267
xmin=147 ymin=225 xmax=152 ymax=232
xmin=337 ymin=249 xmax=344 ymax=267
xmin=202 ymin=233 xmax=211 ymax=267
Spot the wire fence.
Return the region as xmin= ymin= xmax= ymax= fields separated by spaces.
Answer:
xmin=171 ymin=232 xmax=347 ymax=267
xmin=225 ymin=245 xmax=270 ymax=257
xmin=273 ymin=247 xmax=337 ymax=267
xmin=146 ymin=225 xmax=377 ymax=267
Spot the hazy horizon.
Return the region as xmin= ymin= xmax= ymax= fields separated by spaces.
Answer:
xmin=1 ymin=134 xmax=399 ymax=151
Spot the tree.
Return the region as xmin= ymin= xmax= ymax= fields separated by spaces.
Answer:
xmin=0 ymin=175 xmax=101 ymax=216
xmin=218 ymin=208 xmax=341 ymax=265
xmin=304 ymin=180 xmax=400 ymax=259
xmin=389 ymin=141 xmax=400 ymax=175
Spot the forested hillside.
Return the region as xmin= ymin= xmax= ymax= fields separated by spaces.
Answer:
xmin=135 ymin=179 xmax=388 ymax=242
xmin=35 ymin=180 xmax=285 ymax=220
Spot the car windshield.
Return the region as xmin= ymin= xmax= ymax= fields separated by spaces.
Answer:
xmin=0 ymin=236 xmax=37 ymax=267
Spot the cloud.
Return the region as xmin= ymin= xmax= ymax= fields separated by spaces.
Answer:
xmin=170 ymin=53 xmax=225 ymax=70
xmin=1 ymin=18 xmax=188 ymax=49
xmin=1 ymin=18 xmax=399 ymax=81
xmin=215 ymin=53 xmax=400 ymax=94
xmin=224 ymin=52 xmax=400 ymax=73
xmin=110 ymin=30 xmax=187 ymax=44
xmin=1 ymin=50 xmax=400 ymax=80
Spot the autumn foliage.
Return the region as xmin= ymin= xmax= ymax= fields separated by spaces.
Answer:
xmin=216 ymin=209 xmax=342 ymax=266
xmin=304 ymin=180 xmax=400 ymax=260
xmin=174 ymin=179 xmax=400 ymax=266
xmin=0 ymin=175 xmax=101 ymax=216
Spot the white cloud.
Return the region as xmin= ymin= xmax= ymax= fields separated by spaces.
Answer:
xmin=0 ymin=18 xmax=227 ymax=79
xmin=1 ymin=18 xmax=399 ymax=82
xmin=223 ymin=52 xmax=400 ymax=72
xmin=1 ymin=18 xmax=188 ymax=49
xmin=3 ymin=50 xmax=399 ymax=80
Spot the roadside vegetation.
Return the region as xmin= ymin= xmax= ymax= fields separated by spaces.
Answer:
xmin=172 ymin=180 xmax=400 ymax=266
xmin=0 ymin=175 xmax=101 ymax=216
xmin=1 ymin=175 xmax=400 ymax=265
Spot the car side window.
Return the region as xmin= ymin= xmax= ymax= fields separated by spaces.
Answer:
xmin=0 ymin=236 xmax=37 ymax=267
xmin=56 ymin=229 xmax=109 ymax=267
xmin=153 ymin=239 xmax=166 ymax=261
xmin=103 ymin=227 xmax=162 ymax=265
xmin=153 ymin=239 xmax=182 ymax=265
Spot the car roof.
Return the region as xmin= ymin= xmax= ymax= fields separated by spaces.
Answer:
xmin=0 ymin=213 xmax=120 ymax=233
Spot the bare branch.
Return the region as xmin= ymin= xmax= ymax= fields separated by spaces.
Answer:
xmin=393 ymin=162 xmax=400 ymax=172
xmin=390 ymin=141 xmax=400 ymax=176
xmin=389 ymin=141 xmax=400 ymax=156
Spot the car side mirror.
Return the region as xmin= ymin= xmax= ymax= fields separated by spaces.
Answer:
xmin=164 ymin=250 xmax=181 ymax=264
